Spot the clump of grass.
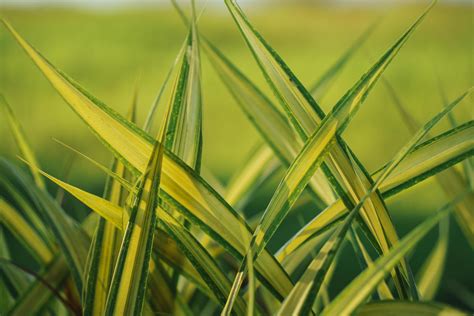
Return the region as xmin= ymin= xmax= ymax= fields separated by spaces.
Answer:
xmin=1 ymin=0 xmax=473 ymax=315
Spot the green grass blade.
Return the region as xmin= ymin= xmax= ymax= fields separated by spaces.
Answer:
xmin=83 ymin=160 xmax=127 ymax=315
xmin=0 ymin=198 xmax=53 ymax=264
xmin=159 ymin=203 xmax=247 ymax=314
xmin=322 ymin=196 xmax=467 ymax=316
xmin=104 ymin=139 xmax=165 ymax=315
xmin=1 ymin=19 xmax=293 ymax=300
xmin=385 ymin=79 xmax=474 ymax=247
xmin=224 ymin=3 xmax=437 ymax=309
xmin=278 ymin=89 xmax=469 ymax=315
xmin=83 ymin=101 xmax=137 ymax=316
xmin=0 ymin=158 xmax=90 ymax=294
xmin=220 ymin=1 xmax=438 ymax=299
xmin=379 ymin=120 xmax=474 ymax=196
xmin=143 ymin=52 xmax=181 ymax=133
xmin=279 ymin=120 xmax=473 ymax=262
xmin=164 ymin=25 xmax=203 ymax=171
xmin=0 ymin=95 xmax=45 ymax=189
xmin=204 ymin=40 xmax=334 ymax=206
xmin=416 ymin=216 xmax=449 ymax=300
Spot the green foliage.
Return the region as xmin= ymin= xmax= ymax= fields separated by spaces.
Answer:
xmin=0 ymin=1 xmax=472 ymax=315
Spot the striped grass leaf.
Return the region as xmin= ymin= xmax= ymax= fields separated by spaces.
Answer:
xmin=416 ymin=216 xmax=449 ymax=300
xmin=277 ymin=89 xmax=470 ymax=315
xmin=217 ymin=1 xmax=438 ymax=298
xmin=0 ymin=95 xmax=45 ymax=189
xmin=379 ymin=120 xmax=474 ymax=197
xmin=358 ymin=301 xmax=467 ymax=315
xmin=83 ymin=98 xmax=137 ymax=316
xmin=0 ymin=198 xmax=54 ymax=264
xmin=0 ymin=158 xmax=90 ymax=295
xmin=0 ymin=176 xmax=52 ymax=247
xmin=223 ymin=3 xmax=437 ymax=310
xmin=204 ymin=38 xmax=334 ymax=207
xmin=385 ymin=80 xmax=474 ymax=248
xmin=4 ymin=213 xmax=98 ymax=316
xmin=321 ymin=195 xmax=468 ymax=316
xmin=143 ymin=51 xmax=181 ymax=133
xmin=159 ymin=202 xmax=247 ymax=314
xmin=104 ymin=137 xmax=165 ymax=315
xmin=82 ymin=158 xmax=128 ymax=316
xmin=2 ymin=19 xmax=293 ymax=299
xmin=164 ymin=16 xmax=203 ymax=171
xmin=278 ymin=120 xmax=473 ymax=261
xmin=38 ymin=167 xmax=248 ymax=312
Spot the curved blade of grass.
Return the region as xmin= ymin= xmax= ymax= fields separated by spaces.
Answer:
xmin=38 ymin=167 xmax=247 ymax=312
xmin=278 ymin=120 xmax=473 ymax=261
xmin=379 ymin=120 xmax=474 ymax=196
xmin=218 ymin=1 xmax=437 ymax=299
xmin=321 ymin=195 xmax=467 ymax=316
xmin=385 ymin=80 xmax=474 ymax=247
xmin=159 ymin=203 xmax=247 ymax=314
xmin=0 ymin=198 xmax=54 ymax=264
xmin=278 ymin=89 xmax=469 ymax=315
xmin=83 ymin=99 xmax=138 ymax=316
xmin=357 ymin=301 xmax=467 ymax=315
xmin=0 ymin=95 xmax=45 ymax=189
xmin=2 ymin=19 xmax=293 ymax=299
xmin=204 ymin=40 xmax=334 ymax=206
xmin=104 ymin=138 xmax=165 ymax=315
xmin=0 ymin=175 xmax=52 ymax=247
xmin=416 ymin=216 xmax=449 ymax=300
xmin=83 ymin=158 xmax=128 ymax=316
xmin=5 ymin=213 xmax=98 ymax=315
xmin=223 ymin=3 xmax=436 ymax=310
xmin=0 ymin=159 xmax=90 ymax=294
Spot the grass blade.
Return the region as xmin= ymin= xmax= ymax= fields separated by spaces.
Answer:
xmin=164 ymin=21 xmax=203 ymax=171
xmin=416 ymin=216 xmax=449 ymax=300
xmin=223 ymin=3 xmax=437 ymax=310
xmin=278 ymin=120 xmax=473 ymax=262
xmin=0 ymin=95 xmax=45 ymax=189
xmin=1 ymin=19 xmax=293 ymax=299
xmin=322 ymin=196 xmax=467 ymax=316
xmin=0 ymin=198 xmax=53 ymax=264
xmin=385 ymin=79 xmax=474 ymax=247
xmin=104 ymin=140 xmax=165 ymax=315
xmin=278 ymin=89 xmax=470 ymax=315
xmin=83 ymin=101 xmax=137 ymax=316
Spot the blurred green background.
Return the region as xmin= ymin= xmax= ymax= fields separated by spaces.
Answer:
xmin=1 ymin=1 xmax=473 ymax=310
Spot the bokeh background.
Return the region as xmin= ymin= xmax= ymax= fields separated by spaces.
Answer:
xmin=1 ymin=0 xmax=473 ymax=311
